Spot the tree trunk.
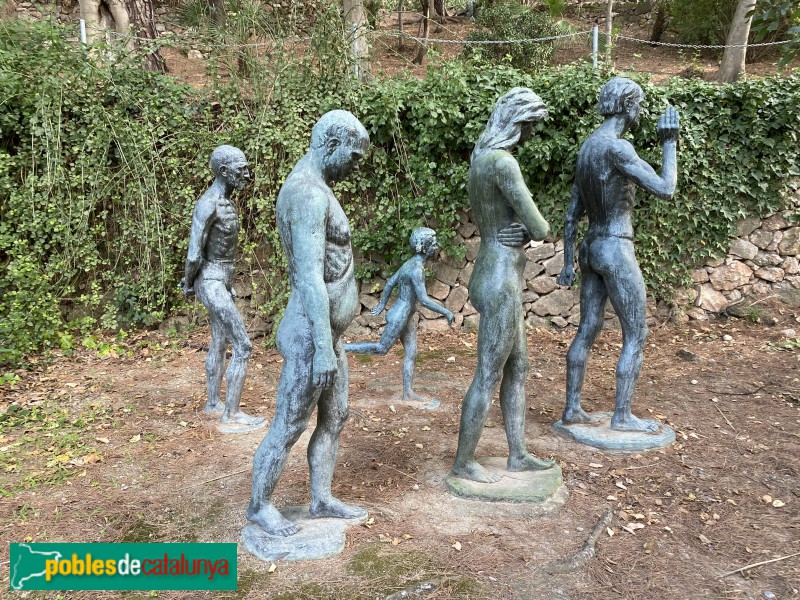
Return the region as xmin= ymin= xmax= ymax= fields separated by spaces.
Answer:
xmin=210 ymin=0 xmax=226 ymax=28
xmin=344 ymin=0 xmax=370 ymax=80
xmin=650 ymin=1 xmax=667 ymax=43
xmin=124 ymin=0 xmax=166 ymax=71
xmin=398 ymin=0 xmax=404 ymax=49
xmin=716 ymin=0 xmax=756 ymax=83
xmin=413 ymin=0 xmax=432 ymax=64
xmin=605 ymin=0 xmax=613 ymax=63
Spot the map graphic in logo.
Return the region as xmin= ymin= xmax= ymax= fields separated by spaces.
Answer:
xmin=10 ymin=544 xmax=63 ymax=590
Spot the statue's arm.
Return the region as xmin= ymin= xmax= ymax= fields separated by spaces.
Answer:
xmin=372 ymin=271 xmax=400 ymax=315
xmin=614 ymin=106 xmax=679 ymax=200
xmin=495 ymin=154 xmax=550 ymax=241
xmin=557 ymin=184 xmax=584 ymax=287
xmin=287 ymin=191 xmax=337 ymax=389
xmin=182 ymin=197 xmax=215 ymax=295
xmin=411 ymin=270 xmax=454 ymax=324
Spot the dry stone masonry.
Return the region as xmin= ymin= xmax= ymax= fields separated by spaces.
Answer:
xmin=344 ymin=208 xmax=800 ymax=339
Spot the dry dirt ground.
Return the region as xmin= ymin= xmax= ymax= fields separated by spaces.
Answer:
xmin=1 ymin=300 xmax=799 ymax=599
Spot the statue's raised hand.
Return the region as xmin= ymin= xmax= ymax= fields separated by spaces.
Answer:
xmin=657 ymin=105 xmax=680 ymax=144
xmin=371 ymin=303 xmax=386 ymax=316
xmin=445 ymin=310 xmax=455 ymax=326
xmin=312 ymin=347 xmax=338 ymax=389
xmin=497 ymin=222 xmax=531 ymax=248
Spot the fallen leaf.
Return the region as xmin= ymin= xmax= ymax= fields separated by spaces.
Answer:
xmin=589 ymin=463 xmax=604 ymax=469
xmin=772 ymin=499 xmax=786 ymax=508
xmin=606 ymin=528 xmax=615 ymax=537
xmin=452 ymin=541 xmax=462 ymax=551
xmin=268 ymin=563 xmax=277 ymax=573
xmin=129 ymin=434 xmax=141 ymax=443
xmin=615 ymin=481 xmax=628 ymax=490
xmin=698 ymin=534 xmax=711 ymax=544
xmin=82 ymin=453 xmax=102 ymax=464
xmin=762 ymin=494 xmax=773 ymax=504
xmin=96 ymin=437 xmax=110 ymax=444
xmin=389 ymin=405 xmax=396 ymax=414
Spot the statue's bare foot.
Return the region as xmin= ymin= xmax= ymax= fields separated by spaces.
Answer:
xmin=610 ymin=414 xmax=661 ymax=432
xmin=402 ymin=391 xmax=440 ymax=410
xmin=309 ymin=497 xmax=367 ymax=520
xmin=451 ymin=461 xmax=502 ymax=483
xmin=204 ymin=402 xmax=224 ymax=415
xmin=561 ymin=406 xmax=593 ymax=424
xmin=508 ymin=453 xmax=555 ymax=471
xmin=247 ymin=503 xmax=300 ymax=537
xmin=222 ymin=410 xmax=266 ymax=426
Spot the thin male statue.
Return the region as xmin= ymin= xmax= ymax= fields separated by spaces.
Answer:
xmin=345 ymin=227 xmax=455 ymax=409
xmin=181 ymin=145 xmax=266 ymax=430
xmin=557 ymin=77 xmax=679 ymax=432
xmin=247 ymin=110 xmax=370 ymax=537
xmin=452 ymin=88 xmax=555 ymax=483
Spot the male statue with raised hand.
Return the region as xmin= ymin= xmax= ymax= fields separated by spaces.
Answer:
xmin=247 ymin=110 xmax=370 ymax=537
xmin=181 ymin=145 xmax=266 ymax=432
xmin=557 ymin=77 xmax=679 ymax=440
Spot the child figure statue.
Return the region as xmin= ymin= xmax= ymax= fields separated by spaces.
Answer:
xmin=345 ymin=227 xmax=454 ymax=410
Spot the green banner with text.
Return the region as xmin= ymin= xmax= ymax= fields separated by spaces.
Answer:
xmin=9 ymin=543 xmax=237 ymax=591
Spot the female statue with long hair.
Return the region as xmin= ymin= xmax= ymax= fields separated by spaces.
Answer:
xmin=451 ymin=88 xmax=556 ymax=483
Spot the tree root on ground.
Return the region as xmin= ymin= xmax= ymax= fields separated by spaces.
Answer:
xmin=541 ymin=509 xmax=613 ymax=574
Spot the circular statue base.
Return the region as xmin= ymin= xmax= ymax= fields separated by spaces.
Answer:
xmin=242 ymin=506 xmax=368 ymax=562
xmin=217 ymin=419 xmax=267 ymax=434
xmin=552 ymin=412 xmax=675 ymax=452
xmin=444 ymin=457 xmax=564 ymax=504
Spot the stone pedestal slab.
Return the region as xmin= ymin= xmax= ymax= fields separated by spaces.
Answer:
xmin=553 ymin=411 xmax=675 ymax=452
xmin=242 ymin=506 xmax=368 ymax=562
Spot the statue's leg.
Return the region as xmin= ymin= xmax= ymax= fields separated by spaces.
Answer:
xmin=399 ymin=317 xmax=423 ymax=402
xmin=602 ymin=240 xmax=655 ymax=432
xmin=345 ymin=305 xmax=408 ymax=355
xmin=309 ymin=339 xmax=366 ymax=520
xmin=198 ymin=281 xmax=225 ymax=414
xmin=563 ymin=269 xmax=607 ymax=424
xmin=503 ymin=313 xmax=554 ymax=471
xmin=452 ymin=310 xmax=513 ymax=483
xmin=211 ymin=290 xmax=263 ymax=426
xmin=247 ymin=325 xmax=319 ymax=536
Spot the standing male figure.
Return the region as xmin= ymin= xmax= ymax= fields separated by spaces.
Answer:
xmin=452 ymin=88 xmax=555 ymax=484
xmin=181 ymin=145 xmax=265 ymax=430
xmin=557 ymin=77 xmax=679 ymax=432
xmin=247 ymin=110 xmax=370 ymax=537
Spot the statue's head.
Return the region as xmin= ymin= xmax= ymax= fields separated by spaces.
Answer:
xmin=210 ymin=145 xmax=250 ymax=191
xmin=598 ymin=77 xmax=644 ymax=128
xmin=310 ymin=110 xmax=370 ymax=182
xmin=410 ymin=227 xmax=438 ymax=258
xmin=471 ymin=87 xmax=548 ymax=163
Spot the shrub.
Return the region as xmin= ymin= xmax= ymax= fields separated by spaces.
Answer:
xmin=1 ymin=19 xmax=798 ymax=366
xmin=464 ymin=0 xmax=559 ymax=71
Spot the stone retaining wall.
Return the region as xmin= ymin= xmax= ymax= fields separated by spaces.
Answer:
xmin=343 ymin=208 xmax=800 ymax=339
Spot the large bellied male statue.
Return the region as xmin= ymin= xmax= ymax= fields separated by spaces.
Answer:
xmin=448 ymin=88 xmax=562 ymax=500
xmin=555 ymin=77 xmax=679 ymax=451
xmin=245 ymin=111 xmax=370 ymax=552
xmin=181 ymin=145 xmax=266 ymax=432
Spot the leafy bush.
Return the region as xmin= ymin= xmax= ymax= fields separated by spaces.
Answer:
xmin=1 ymin=20 xmax=798 ymax=366
xmin=669 ymin=0 xmax=737 ymax=46
xmin=464 ymin=0 xmax=559 ymax=70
